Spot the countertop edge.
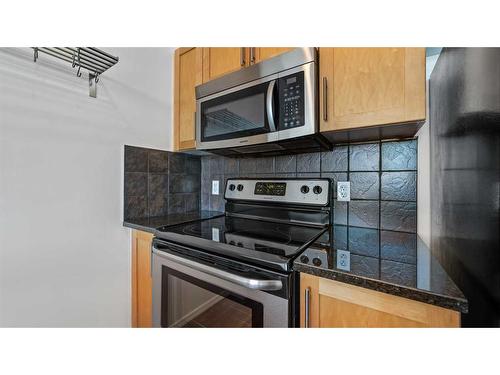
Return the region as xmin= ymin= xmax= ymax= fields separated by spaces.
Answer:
xmin=123 ymin=221 xmax=155 ymax=233
xmin=123 ymin=211 xmax=225 ymax=234
xmin=294 ymin=263 xmax=468 ymax=313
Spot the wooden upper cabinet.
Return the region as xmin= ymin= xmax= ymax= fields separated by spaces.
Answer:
xmin=202 ymin=48 xmax=247 ymax=82
xmin=300 ymin=273 xmax=460 ymax=328
xmin=254 ymin=47 xmax=294 ymax=63
xmin=174 ymin=48 xmax=202 ymax=151
xmin=201 ymin=48 xmax=294 ymax=82
xmin=319 ymin=48 xmax=426 ymax=132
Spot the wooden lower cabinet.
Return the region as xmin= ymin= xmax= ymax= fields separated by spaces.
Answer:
xmin=300 ymin=273 xmax=460 ymax=328
xmin=131 ymin=230 xmax=153 ymax=328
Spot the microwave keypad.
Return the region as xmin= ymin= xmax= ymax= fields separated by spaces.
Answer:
xmin=279 ymin=72 xmax=305 ymax=130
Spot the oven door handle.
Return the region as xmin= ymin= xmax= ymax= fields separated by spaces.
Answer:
xmin=153 ymin=247 xmax=283 ymax=291
xmin=266 ymin=79 xmax=277 ymax=132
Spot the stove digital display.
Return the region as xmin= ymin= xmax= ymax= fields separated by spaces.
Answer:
xmin=254 ymin=182 xmax=286 ymax=196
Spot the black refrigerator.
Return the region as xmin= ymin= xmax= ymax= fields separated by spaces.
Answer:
xmin=430 ymin=48 xmax=500 ymax=327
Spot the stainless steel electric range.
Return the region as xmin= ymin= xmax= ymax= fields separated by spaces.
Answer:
xmin=152 ymin=178 xmax=331 ymax=328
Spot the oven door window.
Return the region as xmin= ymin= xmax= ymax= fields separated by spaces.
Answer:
xmin=200 ymin=80 xmax=276 ymax=142
xmin=161 ymin=266 xmax=264 ymax=328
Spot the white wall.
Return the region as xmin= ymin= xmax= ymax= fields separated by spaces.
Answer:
xmin=416 ymin=108 xmax=431 ymax=247
xmin=0 ymin=47 xmax=174 ymax=326
xmin=417 ymin=51 xmax=441 ymax=247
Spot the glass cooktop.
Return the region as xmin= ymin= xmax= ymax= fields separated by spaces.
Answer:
xmin=155 ymin=215 xmax=329 ymax=272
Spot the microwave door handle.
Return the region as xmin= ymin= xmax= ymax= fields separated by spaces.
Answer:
xmin=266 ymin=80 xmax=277 ymax=132
xmin=152 ymin=247 xmax=283 ymax=291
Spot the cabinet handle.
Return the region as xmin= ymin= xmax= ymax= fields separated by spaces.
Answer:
xmin=250 ymin=47 xmax=256 ymax=64
xmin=322 ymin=76 xmax=328 ymax=121
xmin=304 ymin=287 xmax=311 ymax=328
xmin=150 ymin=242 xmax=153 ymax=278
xmin=240 ymin=48 xmax=246 ymax=66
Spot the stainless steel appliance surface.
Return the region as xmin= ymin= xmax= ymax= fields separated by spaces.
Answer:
xmin=195 ymin=48 xmax=329 ymax=155
xmin=152 ymin=178 xmax=332 ymax=328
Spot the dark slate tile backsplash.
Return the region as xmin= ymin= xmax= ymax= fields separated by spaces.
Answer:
xmin=200 ymin=139 xmax=418 ymax=269
xmin=349 ymin=143 xmax=380 ymax=171
xmin=321 ymin=146 xmax=348 ymax=172
xmin=349 ymin=200 xmax=380 ymax=228
xmin=124 ymin=145 xmax=201 ymax=219
xmin=381 ymin=140 xmax=418 ymax=170
xmin=380 ymin=230 xmax=417 ymax=264
xmin=350 ymin=172 xmax=379 ymax=199
xmin=348 ymin=227 xmax=380 ymax=258
xmin=381 ymin=171 xmax=417 ymax=201
xmin=201 ymin=139 xmax=418 ymax=220
xmin=123 ymin=139 xmax=418 ymax=274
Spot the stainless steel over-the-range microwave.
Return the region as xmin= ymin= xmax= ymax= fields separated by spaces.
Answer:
xmin=195 ymin=48 xmax=325 ymax=154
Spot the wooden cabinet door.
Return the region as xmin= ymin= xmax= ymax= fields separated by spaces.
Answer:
xmin=202 ymin=47 xmax=247 ymax=82
xmin=131 ymin=230 xmax=153 ymax=328
xmin=300 ymin=273 xmax=460 ymax=328
xmin=174 ymin=48 xmax=203 ymax=151
xmin=319 ymin=48 xmax=426 ymax=132
xmin=253 ymin=47 xmax=294 ymax=64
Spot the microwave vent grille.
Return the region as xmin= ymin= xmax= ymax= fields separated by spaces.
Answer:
xmin=233 ymin=143 xmax=285 ymax=154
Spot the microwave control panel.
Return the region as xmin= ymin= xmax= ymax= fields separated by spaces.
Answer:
xmin=278 ymin=71 xmax=305 ymax=130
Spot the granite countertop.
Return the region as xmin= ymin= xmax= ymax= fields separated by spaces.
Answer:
xmin=123 ymin=210 xmax=224 ymax=233
xmin=294 ymin=225 xmax=468 ymax=313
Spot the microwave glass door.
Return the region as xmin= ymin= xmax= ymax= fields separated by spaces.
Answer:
xmin=200 ymin=80 xmax=276 ymax=142
xmin=161 ymin=266 xmax=264 ymax=328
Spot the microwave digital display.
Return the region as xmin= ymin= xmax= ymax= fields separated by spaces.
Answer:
xmin=254 ymin=182 xmax=287 ymax=196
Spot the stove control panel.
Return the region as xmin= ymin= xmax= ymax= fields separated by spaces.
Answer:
xmin=225 ymin=178 xmax=329 ymax=206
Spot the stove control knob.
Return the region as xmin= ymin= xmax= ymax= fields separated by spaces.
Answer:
xmin=300 ymin=255 xmax=309 ymax=264
xmin=229 ymin=184 xmax=236 ymax=191
xmin=313 ymin=186 xmax=323 ymax=195
xmin=312 ymin=257 xmax=322 ymax=267
xmin=300 ymin=185 xmax=310 ymax=194
xmin=237 ymin=184 xmax=244 ymax=191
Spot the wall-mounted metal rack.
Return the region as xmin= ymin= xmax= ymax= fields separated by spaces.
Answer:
xmin=32 ymin=47 xmax=119 ymax=98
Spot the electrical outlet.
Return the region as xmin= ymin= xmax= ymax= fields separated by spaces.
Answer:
xmin=212 ymin=180 xmax=219 ymax=195
xmin=337 ymin=181 xmax=350 ymax=201
xmin=336 ymin=249 xmax=351 ymax=271
xmin=211 ymin=227 xmax=220 ymax=242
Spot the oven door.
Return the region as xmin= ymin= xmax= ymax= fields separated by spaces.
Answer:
xmin=152 ymin=244 xmax=290 ymax=328
xmin=196 ymin=74 xmax=279 ymax=150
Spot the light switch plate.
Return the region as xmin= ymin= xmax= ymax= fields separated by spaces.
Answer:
xmin=336 ymin=249 xmax=351 ymax=271
xmin=212 ymin=180 xmax=219 ymax=195
xmin=337 ymin=181 xmax=350 ymax=201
